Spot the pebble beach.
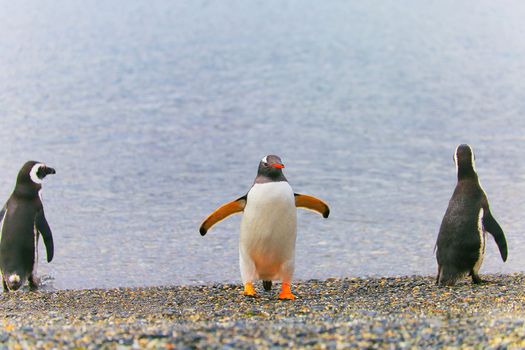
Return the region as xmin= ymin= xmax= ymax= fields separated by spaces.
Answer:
xmin=1 ymin=273 xmax=525 ymax=349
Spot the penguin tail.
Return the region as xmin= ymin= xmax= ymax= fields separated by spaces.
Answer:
xmin=263 ymin=280 xmax=272 ymax=291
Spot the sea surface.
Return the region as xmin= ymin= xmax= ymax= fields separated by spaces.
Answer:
xmin=1 ymin=1 xmax=525 ymax=290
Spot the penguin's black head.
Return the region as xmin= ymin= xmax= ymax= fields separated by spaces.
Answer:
xmin=256 ymin=155 xmax=287 ymax=183
xmin=454 ymin=144 xmax=477 ymax=180
xmin=16 ymin=161 xmax=56 ymax=187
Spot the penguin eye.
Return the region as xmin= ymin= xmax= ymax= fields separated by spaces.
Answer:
xmin=263 ymin=162 xmax=269 ymax=167
xmin=36 ymin=166 xmax=45 ymax=179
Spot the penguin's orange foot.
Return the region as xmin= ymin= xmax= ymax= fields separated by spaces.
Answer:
xmin=278 ymin=291 xmax=296 ymax=300
xmin=243 ymin=283 xmax=257 ymax=297
xmin=278 ymin=283 xmax=296 ymax=300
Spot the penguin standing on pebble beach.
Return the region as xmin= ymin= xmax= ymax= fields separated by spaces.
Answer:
xmin=0 ymin=161 xmax=56 ymax=291
xmin=200 ymin=155 xmax=330 ymax=300
xmin=436 ymin=145 xmax=507 ymax=286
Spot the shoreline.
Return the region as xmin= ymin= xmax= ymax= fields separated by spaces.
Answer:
xmin=1 ymin=273 xmax=525 ymax=348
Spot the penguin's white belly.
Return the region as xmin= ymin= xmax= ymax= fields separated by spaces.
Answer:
xmin=240 ymin=182 xmax=297 ymax=280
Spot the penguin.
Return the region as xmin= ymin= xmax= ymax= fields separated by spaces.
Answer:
xmin=435 ymin=145 xmax=507 ymax=286
xmin=199 ymin=155 xmax=329 ymax=300
xmin=0 ymin=161 xmax=56 ymax=291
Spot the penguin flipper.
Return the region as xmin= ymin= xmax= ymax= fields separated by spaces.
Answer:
xmin=294 ymin=193 xmax=330 ymax=218
xmin=199 ymin=195 xmax=247 ymax=236
xmin=35 ymin=210 xmax=54 ymax=262
xmin=482 ymin=210 xmax=508 ymax=262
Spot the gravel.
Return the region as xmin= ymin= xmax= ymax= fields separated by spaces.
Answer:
xmin=1 ymin=274 xmax=525 ymax=349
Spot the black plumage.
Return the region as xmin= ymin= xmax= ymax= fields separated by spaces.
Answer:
xmin=0 ymin=161 xmax=55 ymax=291
xmin=436 ymin=145 xmax=507 ymax=286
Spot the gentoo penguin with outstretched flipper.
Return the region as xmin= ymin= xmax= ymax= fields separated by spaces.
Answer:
xmin=435 ymin=145 xmax=507 ymax=286
xmin=200 ymin=155 xmax=329 ymax=300
xmin=0 ymin=161 xmax=56 ymax=291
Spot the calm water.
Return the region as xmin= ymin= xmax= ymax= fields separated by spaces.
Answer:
xmin=1 ymin=1 xmax=525 ymax=290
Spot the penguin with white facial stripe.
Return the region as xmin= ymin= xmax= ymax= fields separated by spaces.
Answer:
xmin=0 ymin=161 xmax=56 ymax=291
xmin=200 ymin=155 xmax=330 ymax=300
xmin=435 ymin=145 xmax=507 ymax=286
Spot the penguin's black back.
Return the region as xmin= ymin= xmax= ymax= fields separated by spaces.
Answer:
xmin=436 ymin=179 xmax=484 ymax=275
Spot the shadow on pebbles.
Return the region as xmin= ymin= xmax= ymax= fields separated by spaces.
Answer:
xmin=1 ymin=274 xmax=525 ymax=349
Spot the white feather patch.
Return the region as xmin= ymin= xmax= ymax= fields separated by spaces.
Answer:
xmin=8 ymin=274 xmax=20 ymax=283
xmin=29 ymin=163 xmax=45 ymax=184
xmin=473 ymin=208 xmax=485 ymax=274
xmin=33 ymin=224 xmax=39 ymax=279
xmin=0 ymin=208 xmax=6 ymax=244
xmin=471 ymin=147 xmax=476 ymax=171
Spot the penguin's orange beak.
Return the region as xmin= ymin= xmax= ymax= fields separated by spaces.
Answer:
xmin=271 ymin=163 xmax=285 ymax=169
